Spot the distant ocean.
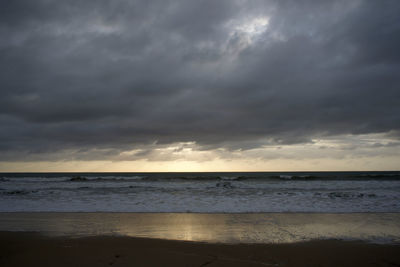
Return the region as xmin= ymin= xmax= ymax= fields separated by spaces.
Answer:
xmin=1 ymin=172 xmax=399 ymax=212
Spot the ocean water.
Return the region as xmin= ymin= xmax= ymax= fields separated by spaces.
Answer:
xmin=0 ymin=172 xmax=399 ymax=212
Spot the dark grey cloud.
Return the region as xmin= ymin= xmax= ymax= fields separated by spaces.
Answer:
xmin=1 ymin=0 xmax=400 ymax=161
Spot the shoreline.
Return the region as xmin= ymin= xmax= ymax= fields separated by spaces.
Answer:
xmin=1 ymin=231 xmax=400 ymax=266
xmin=1 ymin=212 xmax=400 ymax=244
xmin=2 ymin=213 xmax=400 ymax=265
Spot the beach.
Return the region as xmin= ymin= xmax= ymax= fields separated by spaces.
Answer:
xmin=1 ymin=212 xmax=400 ymax=266
xmin=2 ymin=231 xmax=400 ymax=267
xmin=1 ymin=212 xmax=400 ymax=243
xmin=2 ymin=173 xmax=400 ymax=266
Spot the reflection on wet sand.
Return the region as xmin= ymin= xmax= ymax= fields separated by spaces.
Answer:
xmin=0 ymin=213 xmax=399 ymax=243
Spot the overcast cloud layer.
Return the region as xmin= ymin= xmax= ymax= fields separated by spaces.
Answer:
xmin=1 ymin=0 xmax=400 ymax=163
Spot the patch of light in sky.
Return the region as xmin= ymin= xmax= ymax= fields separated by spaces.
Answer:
xmin=89 ymin=23 xmax=119 ymax=34
xmin=234 ymin=17 xmax=270 ymax=35
xmin=222 ymin=16 xmax=270 ymax=56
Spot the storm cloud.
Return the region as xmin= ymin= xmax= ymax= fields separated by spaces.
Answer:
xmin=1 ymin=0 xmax=400 ymax=162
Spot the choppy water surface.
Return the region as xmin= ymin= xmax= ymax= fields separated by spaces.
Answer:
xmin=1 ymin=172 xmax=400 ymax=212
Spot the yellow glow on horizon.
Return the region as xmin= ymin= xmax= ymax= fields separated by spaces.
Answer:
xmin=1 ymin=134 xmax=399 ymax=172
xmin=1 ymin=155 xmax=399 ymax=172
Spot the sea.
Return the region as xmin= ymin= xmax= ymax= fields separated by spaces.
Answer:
xmin=1 ymin=171 xmax=400 ymax=212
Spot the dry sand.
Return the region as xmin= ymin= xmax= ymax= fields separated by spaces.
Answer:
xmin=1 ymin=231 xmax=400 ymax=267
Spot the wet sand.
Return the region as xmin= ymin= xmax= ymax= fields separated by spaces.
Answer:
xmin=1 ymin=213 xmax=400 ymax=266
xmin=1 ymin=212 xmax=400 ymax=243
xmin=1 ymin=231 xmax=400 ymax=267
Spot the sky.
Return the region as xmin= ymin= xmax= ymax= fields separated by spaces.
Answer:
xmin=0 ymin=0 xmax=400 ymax=172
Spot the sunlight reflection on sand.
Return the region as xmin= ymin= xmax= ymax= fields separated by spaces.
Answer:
xmin=1 ymin=213 xmax=400 ymax=243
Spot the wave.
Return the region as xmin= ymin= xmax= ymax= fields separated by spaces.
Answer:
xmin=215 ymin=181 xmax=235 ymax=189
xmin=325 ymin=192 xmax=377 ymax=199
xmin=276 ymin=175 xmax=321 ymax=180
xmin=352 ymin=174 xmax=400 ymax=179
xmin=2 ymin=189 xmax=38 ymax=195
xmin=67 ymin=176 xmax=145 ymax=182
xmin=132 ymin=175 xmax=323 ymax=181
xmin=269 ymin=174 xmax=400 ymax=181
xmin=52 ymin=174 xmax=400 ymax=182
xmin=3 ymin=172 xmax=400 ymax=183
